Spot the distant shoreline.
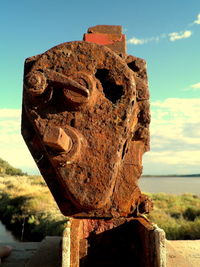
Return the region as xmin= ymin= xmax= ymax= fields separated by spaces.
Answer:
xmin=142 ymin=174 xmax=200 ymax=178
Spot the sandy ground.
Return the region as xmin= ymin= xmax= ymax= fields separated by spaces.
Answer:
xmin=1 ymin=238 xmax=200 ymax=266
xmin=166 ymin=240 xmax=200 ymax=267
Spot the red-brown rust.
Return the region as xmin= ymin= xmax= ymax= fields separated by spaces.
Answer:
xmin=84 ymin=25 xmax=126 ymax=54
xmin=67 ymin=217 xmax=156 ymax=266
xmin=21 ymin=25 xmax=152 ymax=218
xmin=43 ymin=126 xmax=72 ymax=153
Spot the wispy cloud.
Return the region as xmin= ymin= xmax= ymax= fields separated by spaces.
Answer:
xmin=143 ymin=98 xmax=200 ymax=175
xmin=127 ymin=37 xmax=147 ymax=45
xmin=0 ymin=109 xmax=21 ymax=118
xmin=183 ymin=82 xmax=200 ymax=91
xmin=0 ymin=109 xmax=38 ymax=174
xmin=190 ymin=82 xmax=200 ymax=90
xmin=127 ymin=30 xmax=192 ymax=45
xmin=193 ymin=13 xmax=200 ymax=24
xmin=1 ymin=102 xmax=200 ymax=176
xmin=127 ymin=13 xmax=200 ymax=45
xmin=127 ymin=35 xmax=163 ymax=45
xmin=168 ymin=30 xmax=192 ymax=41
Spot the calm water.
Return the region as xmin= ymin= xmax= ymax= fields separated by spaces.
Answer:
xmin=0 ymin=221 xmax=19 ymax=242
xmin=139 ymin=177 xmax=200 ymax=195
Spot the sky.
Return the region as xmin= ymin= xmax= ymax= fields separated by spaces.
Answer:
xmin=0 ymin=0 xmax=200 ymax=175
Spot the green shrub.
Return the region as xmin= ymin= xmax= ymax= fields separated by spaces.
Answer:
xmin=147 ymin=193 xmax=200 ymax=240
xmin=1 ymin=173 xmax=200 ymax=241
xmin=183 ymin=207 xmax=200 ymax=221
xmin=0 ymin=175 xmax=67 ymax=241
xmin=0 ymin=158 xmax=26 ymax=176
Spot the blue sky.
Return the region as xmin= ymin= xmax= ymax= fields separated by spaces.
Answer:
xmin=0 ymin=0 xmax=200 ymax=174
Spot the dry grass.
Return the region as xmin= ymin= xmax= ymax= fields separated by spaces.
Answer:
xmin=1 ymin=175 xmax=200 ymax=240
xmin=146 ymin=192 xmax=200 ymax=240
xmin=0 ymin=175 xmax=59 ymax=213
xmin=0 ymin=175 xmax=67 ymax=241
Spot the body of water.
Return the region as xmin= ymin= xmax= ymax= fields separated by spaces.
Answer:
xmin=139 ymin=176 xmax=200 ymax=195
xmin=0 ymin=221 xmax=19 ymax=243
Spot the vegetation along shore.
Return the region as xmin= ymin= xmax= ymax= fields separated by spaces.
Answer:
xmin=0 ymin=158 xmax=200 ymax=240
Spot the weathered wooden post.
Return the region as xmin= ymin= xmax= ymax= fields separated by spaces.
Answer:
xmin=22 ymin=25 xmax=166 ymax=267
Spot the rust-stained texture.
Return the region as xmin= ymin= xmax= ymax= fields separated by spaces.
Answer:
xmin=22 ymin=25 xmax=152 ymax=218
xmin=84 ymin=25 xmax=126 ymax=54
xmin=63 ymin=217 xmax=162 ymax=267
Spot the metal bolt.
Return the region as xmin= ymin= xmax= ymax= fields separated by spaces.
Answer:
xmin=63 ymin=81 xmax=90 ymax=106
xmin=43 ymin=126 xmax=72 ymax=153
xmin=25 ymin=71 xmax=47 ymax=96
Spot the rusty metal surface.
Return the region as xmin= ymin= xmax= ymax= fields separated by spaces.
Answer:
xmin=22 ymin=26 xmax=152 ymax=218
xmin=62 ymin=217 xmax=161 ymax=267
xmin=84 ymin=24 xmax=126 ymax=54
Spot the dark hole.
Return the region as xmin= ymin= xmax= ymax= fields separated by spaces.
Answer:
xmin=121 ymin=111 xmax=127 ymax=121
xmin=121 ymin=140 xmax=128 ymax=159
xmin=127 ymin=61 xmax=139 ymax=72
xmin=81 ymin=220 xmax=144 ymax=267
xmin=95 ymin=69 xmax=124 ymax=104
xmin=70 ymin=118 xmax=75 ymax=127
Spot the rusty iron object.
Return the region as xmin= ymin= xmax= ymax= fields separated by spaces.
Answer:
xmin=62 ymin=217 xmax=164 ymax=267
xmin=22 ymin=25 xmax=152 ymax=218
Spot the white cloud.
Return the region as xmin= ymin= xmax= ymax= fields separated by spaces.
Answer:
xmin=127 ymin=29 xmax=192 ymax=45
xmin=127 ymin=37 xmax=147 ymax=45
xmin=127 ymin=35 xmax=162 ymax=45
xmin=128 ymin=13 xmax=199 ymax=46
xmin=0 ymin=109 xmax=21 ymax=118
xmin=0 ymin=109 xmax=38 ymax=174
xmin=194 ymin=13 xmax=200 ymax=24
xmin=190 ymin=82 xmax=200 ymax=90
xmin=143 ymin=98 xmax=200 ymax=175
xmin=1 ymin=101 xmax=200 ymax=176
xmin=183 ymin=82 xmax=200 ymax=91
xmin=168 ymin=30 xmax=192 ymax=41
xmin=145 ymin=150 xmax=200 ymax=166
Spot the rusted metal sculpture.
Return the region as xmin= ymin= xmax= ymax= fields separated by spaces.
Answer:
xmin=21 ymin=25 xmax=165 ymax=267
xmin=22 ymin=25 xmax=152 ymax=218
